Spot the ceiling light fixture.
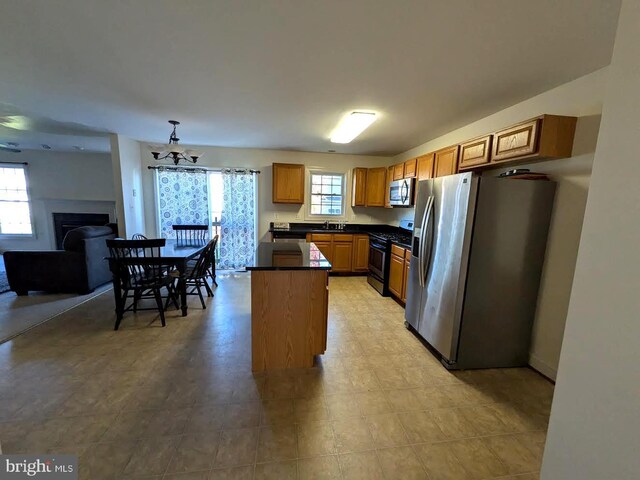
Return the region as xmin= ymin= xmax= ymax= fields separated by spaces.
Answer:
xmin=148 ymin=120 xmax=202 ymax=165
xmin=330 ymin=111 xmax=377 ymax=144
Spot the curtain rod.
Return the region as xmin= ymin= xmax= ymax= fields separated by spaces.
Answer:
xmin=0 ymin=161 xmax=28 ymax=166
xmin=147 ymin=165 xmax=260 ymax=174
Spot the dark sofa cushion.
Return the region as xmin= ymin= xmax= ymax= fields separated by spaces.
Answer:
xmin=62 ymin=226 xmax=114 ymax=252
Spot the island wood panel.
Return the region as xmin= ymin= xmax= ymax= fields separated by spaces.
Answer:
xmin=251 ymin=270 xmax=328 ymax=372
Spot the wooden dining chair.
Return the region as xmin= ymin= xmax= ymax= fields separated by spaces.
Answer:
xmin=106 ymin=239 xmax=179 ymax=330
xmin=131 ymin=233 xmax=147 ymax=240
xmin=175 ymin=238 xmax=217 ymax=309
xmin=172 ymin=225 xmax=208 ymax=244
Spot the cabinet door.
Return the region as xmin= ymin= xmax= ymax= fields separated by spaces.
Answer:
xmin=312 ymin=241 xmax=333 ymax=266
xmin=393 ymin=163 xmax=405 ymax=180
xmin=352 ymin=235 xmax=369 ymax=272
xmin=492 ymin=118 xmax=540 ymax=162
xmin=388 ymin=253 xmax=405 ymax=299
xmin=351 ymin=168 xmax=367 ymax=207
xmin=417 ymin=153 xmax=434 ymax=180
xmin=272 ymin=163 xmax=305 ymax=203
xmin=434 ymin=146 xmax=459 ymax=177
xmin=365 ymin=167 xmax=387 ymax=207
xmin=332 ymin=241 xmax=353 ymax=272
xmin=458 ymin=135 xmax=492 ymax=170
xmin=402 ymin=258 xmax=410 ymax=302
xmin=404 ymin=158 xmax=417 ymax=178
xmin=384 ymin=166 xmax=394 ymax=208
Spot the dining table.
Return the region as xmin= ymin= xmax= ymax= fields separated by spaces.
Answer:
xmin=107 ymin=239 xmax=208 ymax=318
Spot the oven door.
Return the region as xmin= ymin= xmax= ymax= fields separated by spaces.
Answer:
xmin=368 ymin=241 xmax=386 ymax=279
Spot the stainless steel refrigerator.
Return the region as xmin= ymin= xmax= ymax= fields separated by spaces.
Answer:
xmin=404 ymin=171 xmax=556 ymax=369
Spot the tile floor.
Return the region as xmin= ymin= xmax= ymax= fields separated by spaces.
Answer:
xmin=0 ymin=274 xmax=553 ymax=479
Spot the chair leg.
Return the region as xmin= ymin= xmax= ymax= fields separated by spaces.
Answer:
xmin=203 ymin=279 xmax=214 ymax=298
xmin=153 ymin=288 xmax=166 ymax=327
xmin=195 ymin=280 xmax=206 ymax=309
xmin=133 ymin=289 xmax=140 ymax=313
xmin=209 ymin=266 xmax=218 ymax=287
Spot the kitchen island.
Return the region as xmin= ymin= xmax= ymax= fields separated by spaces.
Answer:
xmin=246 ymin=241 xmax=331 ymax=372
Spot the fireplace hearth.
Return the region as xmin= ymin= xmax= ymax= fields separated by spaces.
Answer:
xmin=53 ymin=212 xmax=111 ymax=249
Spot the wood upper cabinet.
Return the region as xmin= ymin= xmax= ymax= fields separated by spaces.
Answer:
xmin=365 ymin=167 xmax=387 ymax=207
xmin=351 ymin=167 xmax=367 ymax=207
xmin=458 ymin=135 xmax=492 ymax=170
xmin=388 ymin=250 xmax=405 ymax=299
xmin=352 ymin=234 xmax=369 ymax=272
xmin=492 ymin=114 xmax=577 ymax=163
xmin=384 ymin=166 xmax=393 ymax=208
xmin=417 ymin=153 xmax=434 ymax=181
xmin=393 ymin=163 xmax=405 ymax=180
xmin=434 ymin=145 xmax=459 ymax=177
xmin=404 ymin=158 xmax=417 ymax=178
xmin=332 ymin=240 xmax=353 ymax=272
xmin=272 ymin=163 xmax=305 ymax=204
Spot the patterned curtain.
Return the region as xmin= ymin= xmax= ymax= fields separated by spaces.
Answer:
xmin=219 ymin=171 xmax=256 ymax=269
xmin=157 ymin=169 xmax=209 ymax=239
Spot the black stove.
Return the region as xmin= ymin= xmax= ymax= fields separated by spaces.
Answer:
xmin=369 ymin=231 xmax=412 ymax=246
xmin=367 ymin=220 xmax=414 ymax=296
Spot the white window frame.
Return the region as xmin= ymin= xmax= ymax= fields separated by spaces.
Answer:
xmin=305 ymin=169 xmax=348 ymax=221
xmin=0 ymin=163 xmax=35 ymax=238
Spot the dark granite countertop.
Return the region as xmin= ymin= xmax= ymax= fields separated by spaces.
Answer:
xmin=246 ymin=241 xmax=331 ymax=271
xmin=269 ymin=222 xmax=398 ymax=235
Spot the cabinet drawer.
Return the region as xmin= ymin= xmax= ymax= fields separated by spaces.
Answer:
xmin=333 ymin=234 xmax=354 ymax=242
xmin=458 ymin=135 xmax=492 ymax=170
xmin=493 ymin=119 xmax=540 ymax=162
xmin=310 ymin=233 xmax=332 ymax=242
xmin=391 ymin=244 xmax=406 ymax=258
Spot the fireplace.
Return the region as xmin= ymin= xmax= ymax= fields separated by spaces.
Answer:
xmin=53 ymin=212 xmax=111 ymax=249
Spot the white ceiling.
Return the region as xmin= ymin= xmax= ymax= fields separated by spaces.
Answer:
xmin=0 ymin=0 xmax=620 ymax=156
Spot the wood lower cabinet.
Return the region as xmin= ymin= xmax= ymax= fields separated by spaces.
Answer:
xmin=388 ymin=251 xmax=405 ymax=299
xmin=308 ymin=233 xmax=364 ymax=273
xmin=272 ymin=163 xmax=305 ymax=204
xmin=458 ymin=135 xmax=492 ymax=170
xmin=365 ymin=167 xmax=387 ymax=207
xmin=434 ymin=146 xmax=459 ymax=177
xmin=417 ymin=153 xmax=434 ymax=180
xmin=332 ymin=237 xmax=354 ymax=272
xmin=351 ymin=168 xmax=367 ymax=207
xmin=352 ymin=234 xmax=369 ymax=272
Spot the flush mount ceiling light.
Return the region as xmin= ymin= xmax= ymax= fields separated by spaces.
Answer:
xmin=330 ymin=111 xmax=377 ymax=144
xmin=148 ymin=120 xmax=203 ymax=165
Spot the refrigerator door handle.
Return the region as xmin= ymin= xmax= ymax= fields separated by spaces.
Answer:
xmin=418 ymin=196 xmax=434 ymax=287
xmin=424 ymin=197 xmax=435 ymax=285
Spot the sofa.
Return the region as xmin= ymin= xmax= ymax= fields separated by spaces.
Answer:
xmin=4 ymin=225 xmax=116 ymax=295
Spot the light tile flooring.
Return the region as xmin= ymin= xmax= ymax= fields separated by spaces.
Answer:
xmin=0 ymin=274 xmax=553 ymax=479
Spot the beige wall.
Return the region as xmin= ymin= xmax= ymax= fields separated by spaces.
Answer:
xmin=542 ymin=2 xmax=639 ymax=477
xmin=0 ymin=150 xmax=115 ymax=251
xmin=138 ymin=146 xmax=395 ymax=241
xmin=389 ymin=67 xmax=608 ymax=379
xmin=110 ymin=134 xmax=146 ymax=239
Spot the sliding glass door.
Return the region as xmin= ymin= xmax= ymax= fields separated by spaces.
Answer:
xmin=156 ymin=167 xmax=257 ymax=270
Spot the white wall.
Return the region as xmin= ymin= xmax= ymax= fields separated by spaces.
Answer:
xmin=139 ymin=146 xmax=395 ymax=241
xmin=389 ymin=68 xmax=608 ymax=378
xmin=110 ymin=134 xmax=146 ymax=239
xmin=542 ymin=2 xmax=639 ymax=478
xmin=0 ymin=150 xmax=115 ymax=251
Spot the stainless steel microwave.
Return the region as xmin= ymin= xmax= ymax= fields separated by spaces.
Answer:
xmin=389 ymin=178 xmax=414 ymax=206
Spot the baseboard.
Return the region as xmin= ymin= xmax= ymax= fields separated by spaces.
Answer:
xmin=528 ymin=352 xmax=558 ymax=381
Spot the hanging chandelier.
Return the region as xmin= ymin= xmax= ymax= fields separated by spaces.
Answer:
xmin=148 ymin=120 xmax=202 ymax=165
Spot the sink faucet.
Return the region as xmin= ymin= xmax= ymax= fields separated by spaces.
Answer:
xmin=324 ymin=220 xmax=329 ymax=229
